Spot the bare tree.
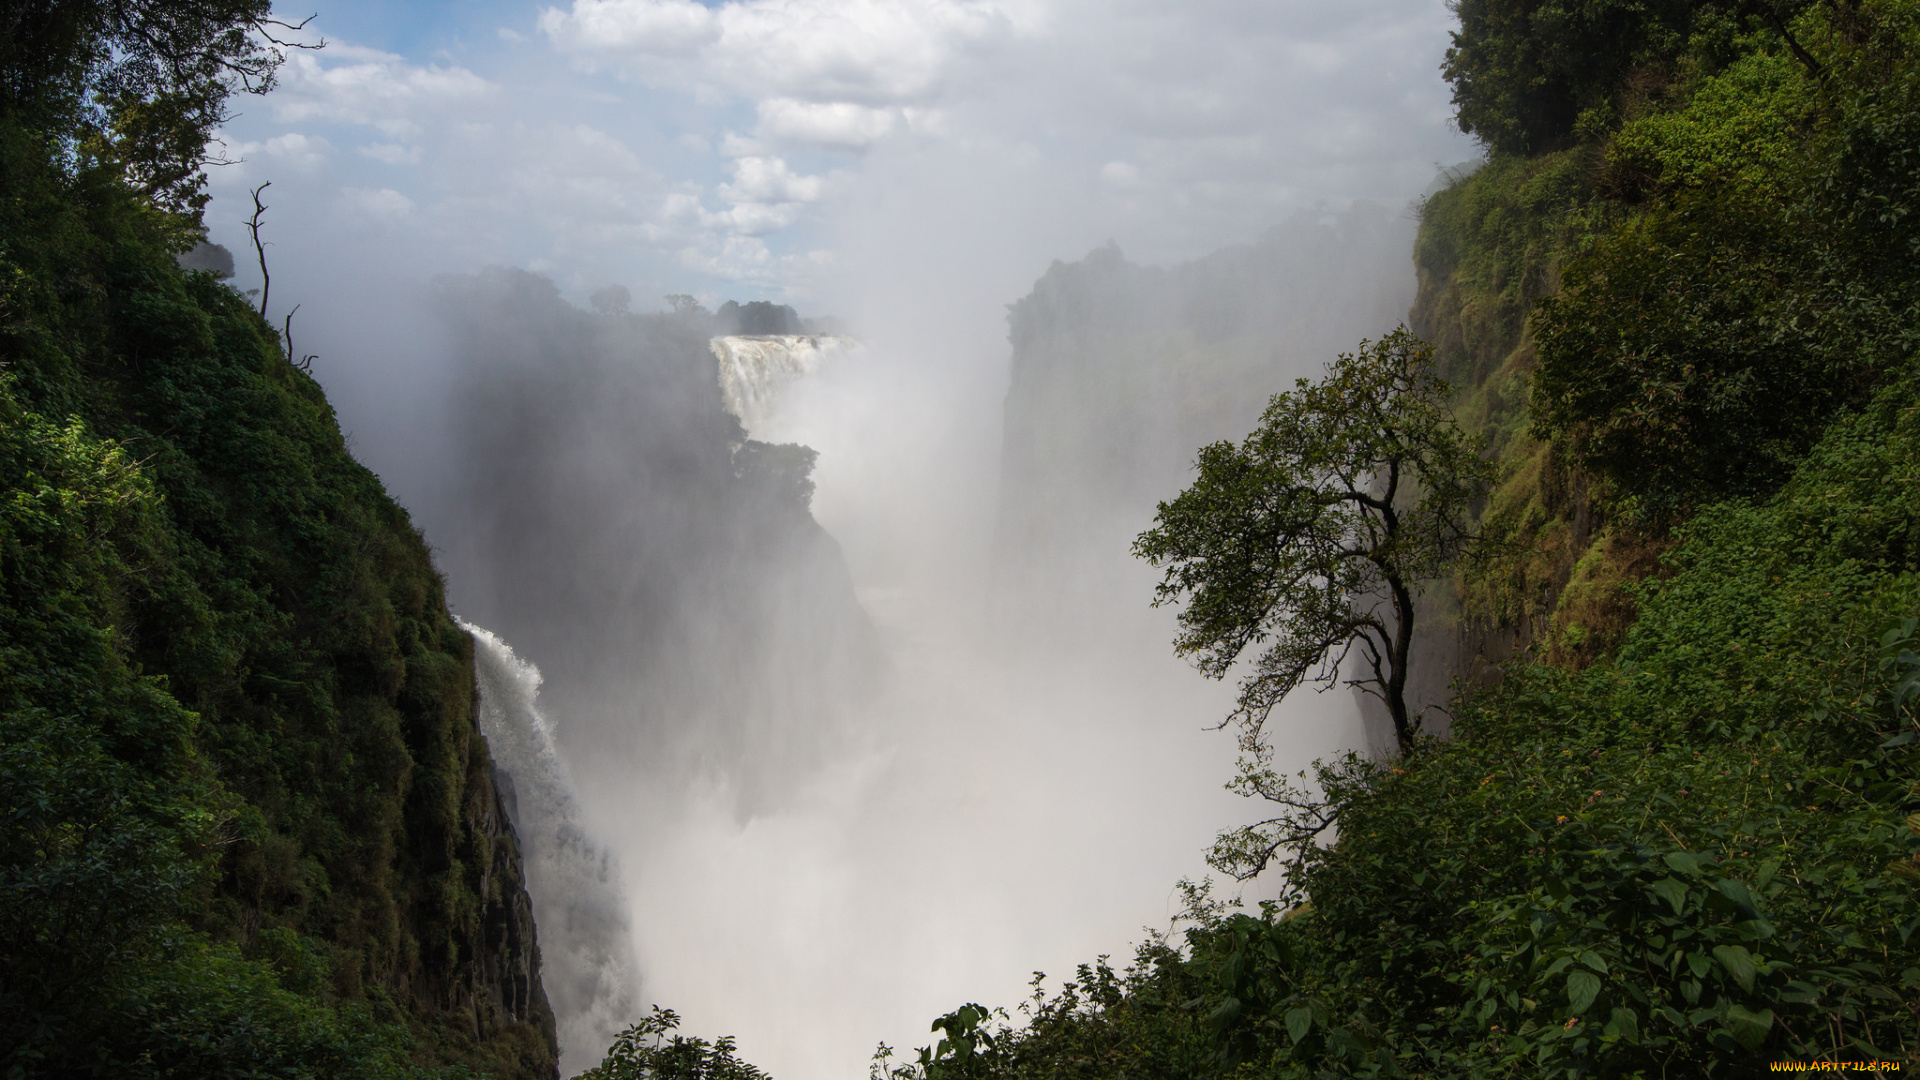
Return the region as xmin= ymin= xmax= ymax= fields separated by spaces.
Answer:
xmin=242 ymin=181 xmax=314 ymax=372
xmin=246 ymin=180 xmax=270 ymax=316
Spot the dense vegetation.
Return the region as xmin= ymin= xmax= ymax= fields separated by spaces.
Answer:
xmin=0 ymin=4 xmax=556 ymax=1077
xmin=873 ymin=0 xmax=1920 ymax=1074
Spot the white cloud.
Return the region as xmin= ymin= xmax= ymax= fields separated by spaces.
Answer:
xmin=359 ymin=142 xmax=421 ymax=165
xmin=271 ymin=46 xmax=494 ymax=137
xmin=264 ymin=132 xmax=333 ymax=169
xmin=717 ymin=131 xmax=764 ymax=157
xmin=718 ymin=156 xmax=826 ymax=205
xmin=337 ymin=186 xmax=416 ymax=217
xmin=756 ymin=99 xmax=897 ymax=149
xmin=213 ymin=132 xmax=333 ymax=178
xmin=1099 ymin=160 xmax=1140 ymax=189
xmin=704 ymin=201 xmax=802 ymax=235
xmin=541 ymin=0 xmax=1021 ymax=104
xmin=208 ymin=0 xmax=1474 ymax=310
xmin=539 ymin=0 xmax=719 ymax=56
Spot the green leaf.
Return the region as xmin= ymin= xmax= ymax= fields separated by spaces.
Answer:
xmin=1603 ymin=1006 xmax=1640 ymax=1043
xmin=1579 ymin=952 xmax=1608 ymax=974
xmin=1722 ymin=1004 xmax=1774 ymax=1050
xmin=1648 ymin=877 xmax=1688 ymax=915
xmin=1567 ymin=970 xmax=1602 ymax=1014
xmin=1715 ymin=879 xmax=1758 ymax=912
xmin=1664 ymin=852 xmax=1710 ymax=877
xmin=1285 ymin=1006 xmax=1314 ymax=1045
xmin=1713 ymin=944 xmax=1758 ymax=993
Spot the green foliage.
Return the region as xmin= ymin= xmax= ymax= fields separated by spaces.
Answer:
xmin=579 ymin=1008 xmax=772 ymax=1080
xmin=0 ymin=96 xmax=553 ymax=1079
xmin=1412 ymin=149 xmax=1605 ymax=418
xmin=1527 ymin=4 xmax=1920 ymax=519
xmin=0 ymin=373 xmax=467 ymax=1079
xmin=0 ymin=387 xmax=213 ymax=1043
xmin=1442 ymin=0 xmax=1835 ymax=156
xmin=0 ymin=0 xmax=294 ymax=217
xmin=1529 ymin=190 xmax=1884 ymax=517
xmin=732 ymin=440 xmax=819 ymax=513
xmin=1135 ymin=328 xmax=1494 ymax=755
xmin=1814 ymin=0 xmax=1920 ymax=294
xmin=1600 ymin=48 xmax=1812 ymax=199
xmin=1445 ymin=0 xmax=1702 ymax=154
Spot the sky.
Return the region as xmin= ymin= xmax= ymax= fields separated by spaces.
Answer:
xmin=207 ymin=0 xmax=1477 ymax=316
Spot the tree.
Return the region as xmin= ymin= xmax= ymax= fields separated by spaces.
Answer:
xmin=0 ymin=0 xmax=320 ymax=216
xmin=1442 ymin=0 xmax=1828 ymax=156
xmin=1444 ymin=0 xmax=1697 ymax=154
xmin=1134 ymin=328 xmax=1492 ymax=758
xmin=580 ymin=1007 xmax=772 ymax=1080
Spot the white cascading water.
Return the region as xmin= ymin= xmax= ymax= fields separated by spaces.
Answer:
xmin=462 ymin=619 xmax=642 ymax=1076
xmin=713 ymin=335 xmax=860 ymax=433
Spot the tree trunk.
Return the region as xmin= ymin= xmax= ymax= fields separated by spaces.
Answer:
xmin=1385 ymin=571 xmax=1417 ymax=755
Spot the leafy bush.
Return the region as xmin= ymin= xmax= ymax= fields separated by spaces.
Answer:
xmin=579 ymin=1008 xmax=771 ymax=1080
xmin=1444 ymin=0 xmax=1700 ymax=154
xmin=1528 ymin=191 xmax=1884 ymax=516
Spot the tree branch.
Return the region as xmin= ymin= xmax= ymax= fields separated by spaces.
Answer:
xmin=282 ymin=304 xmax=315 ymax=372
xmin=246 ymin=181 xmax=270 ymax=316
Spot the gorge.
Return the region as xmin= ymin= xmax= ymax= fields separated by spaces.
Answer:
xmin=11 ymin=0 xmax=1920 ymax=1074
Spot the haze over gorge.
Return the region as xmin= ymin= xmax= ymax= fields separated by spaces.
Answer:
xmin=173 ymin=3 xmax=1472 ymax=1074
xmin=313 ymin=210 xmax=1411 ymax=1075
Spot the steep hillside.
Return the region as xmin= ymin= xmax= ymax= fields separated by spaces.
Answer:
xmin=0 ymin=119 xmax=557 ymax=1077
xmin=885 ymin=1 xmax=1920 ymax=1074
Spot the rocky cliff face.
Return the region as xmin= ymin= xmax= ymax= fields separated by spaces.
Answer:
xmin=421 ymin=271 xmax=883 ymax=816
xmin=0 ymin=128 xmax=559 ymax=1078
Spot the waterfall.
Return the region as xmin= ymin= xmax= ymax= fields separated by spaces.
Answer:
xmin=463 ymin=619 xmax=641 ymax=1075
xmin=713 ymin=335 xmax=858 ymax=434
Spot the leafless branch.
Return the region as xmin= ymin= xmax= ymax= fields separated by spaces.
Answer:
xmin=282 ymin=305 xmax=316 ymax=372
xmin=246 ymin=181 xmax=271 ymax=316
xmin=253 ymin=13 xmax=327 ymax=51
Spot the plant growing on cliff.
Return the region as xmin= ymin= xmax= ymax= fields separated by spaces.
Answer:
xmin=581 ymin=1007 xmax=771 ymax=1080
xmin=1135 ymin=327 xmax=1492 ymax=761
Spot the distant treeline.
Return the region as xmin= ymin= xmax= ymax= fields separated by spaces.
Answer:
xmin=710 ymin=298 xmax=846 ymax=337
